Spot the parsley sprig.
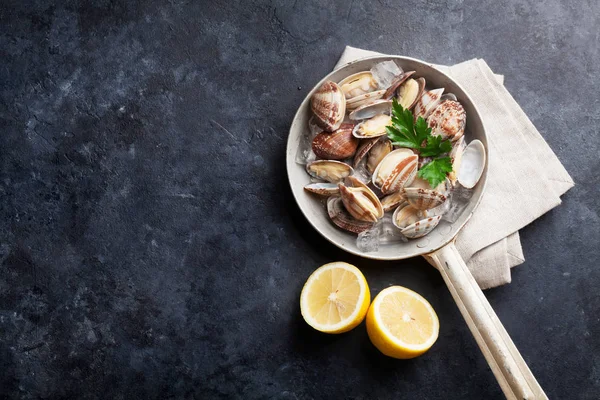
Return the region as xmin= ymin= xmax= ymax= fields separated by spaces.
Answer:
xmin=385 ymin=99 xmax=453 ymax=188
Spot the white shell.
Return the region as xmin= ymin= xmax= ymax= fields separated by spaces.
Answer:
xmin=304 ymin=182 xmax=340 ymax=196
xmin=457 ymin=139 xmax=485 ymax=189
xmin=338 ymin=72 xmax=378 ymax=99
xmin=346 ymin=89 xmax=386 ymax=110
xmin=349 ymin=100 xmax=392 ymax=120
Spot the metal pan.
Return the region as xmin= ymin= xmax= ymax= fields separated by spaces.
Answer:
xmin=286 ymin=56 xmax=547 ymax=400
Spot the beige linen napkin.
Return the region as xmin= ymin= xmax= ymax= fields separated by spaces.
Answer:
xmin=335 ymin=46 xmax=574 ymax=289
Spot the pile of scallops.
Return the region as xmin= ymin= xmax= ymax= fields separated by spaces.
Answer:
xmin=302 ymin=63 xmax=484 ymax=241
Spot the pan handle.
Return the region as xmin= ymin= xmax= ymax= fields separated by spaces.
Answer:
xmin=428 ymin=242 xmax=548 ymax=400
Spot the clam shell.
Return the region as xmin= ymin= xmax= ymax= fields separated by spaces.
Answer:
xmin=352 ymin=114 xmax=392 ymax=139
xmin=392 ymin=202 xmax=423 ymax=228
xmin=407 ymin=176 xmax=431 ymax=189
xmin=310 ymin=81 xmax=346 ymax=132
xmin=304 ymin=182 xmax=340 ymax=196
xmin=392 ymin=203 xmax=441 ymax=238
xmin=353 ymin=137 xmax=380 ymax=167
xmin=327 ymin=197 xmax=374 ymax=234
xmin=408 ymin=176 xmax=450 ymax=194
xmin=457 ymin=139 xmax=485 ymax=189
xmin=448 ymin=136 xmax=466 ymax=186
xmin=381 ymin=191 xmax=406 ymax=212
xmin=397 ymin=77 xmax=424 ymax=110
xmin=311 ymin=123 xmax=358 ymax=160
xmin=400 ymin=215 xmax=442 ymax=239
xmin=306 ymin=160 xmax=353 ymax=183
xmin=366 ymin=138 xmax=392 ymax=174
xmin=383 ymin=71 xmax=415 ymax=99
xmin=401 ymin=187 xmax=447 ymax=210
xmin=339 ymin=176 xmax=384 ymax=222
xmin=338 ymin=72 xmax=378 ymax=100
xmin=346 ymin=89 xmax=386 ymax=110
xmin=372 ymin=148 xmax=418 ymax=195
xmin=427 ymin=100 xmax=466 ymax=142
xmin=349 ymin=99 xmax=392 ymax=120
xmin=414 ymin=88 xmax=444 ymax=120
xmin=440 ymin=93 xmax=458 ymax=102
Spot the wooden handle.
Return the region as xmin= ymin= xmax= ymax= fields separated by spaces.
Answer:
xmin=428 ymin=243 xmax=548 ymax=400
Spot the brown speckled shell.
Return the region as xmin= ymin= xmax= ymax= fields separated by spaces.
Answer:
xmin=374 ymin=151 xmax=419 ymax=195
xmin=401 ymin=187 xmax=447 ymax=210
xmin=414 ymin=88 xmax=444 ymax=120
xmin=338 ymin=177 xmax=384 ymax=222
xmin=311 ymin=124 xmax=358 ymax=160
xmin=310 ymin=81 xmax=346 ymax=132
xmin=327 ymin=197 xmax=374 ymax=234
xmin=426 ymin=100 xmax=466 ymax=142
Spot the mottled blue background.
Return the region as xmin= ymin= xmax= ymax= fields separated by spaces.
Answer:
xmin=1 ymin=1 xmax=598 ymax=399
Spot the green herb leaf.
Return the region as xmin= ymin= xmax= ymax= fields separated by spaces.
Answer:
xmin=420 ymin=135 xmax=453 ymax=157
xmin=386 ymin=127 xmax=421 ymax=149
xmin=387 ymin=100 xmax=420 ymax=148
xmin=386 ymin=98 xmax=455 ymax=187
xmin=418 ymin=157 xmax=453 ymax=188
xmin=414 ymin=116 xmax=431 ymax=146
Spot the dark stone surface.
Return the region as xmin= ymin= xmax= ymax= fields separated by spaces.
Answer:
xmin=0 ymin=0 xmax=598 ymax=398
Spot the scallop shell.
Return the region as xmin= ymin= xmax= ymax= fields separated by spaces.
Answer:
xmin=327 ymin=196 xmax=374 ymax=234
xmin=346 ymin=89 xmax=387 ymax=111
xmin=349 ymin=99 xmax=392 ymax=120
xmin=338 ymin=176 xmax=384 ymax=222
xmin=352 ymin=114 xmax=392 ymax=139
xmin=414 ymin=88 xmax=444 ymax=120
xmin=306 ymin=160 xmax=353 ymax=183
xmin=372 ymin=148 xmax=418 ymax=195
xmin=311 ymin=123 xmax=358 ymax=160
xmin=427 ymin=100 xmax=466 ymax=142
xmin=338 ymin=72 xmax=378 ymax=100
xmin=310 ymin=81 xmax=346 ymax=132
xmin=304 ymin=182 xmax=340 ymax=196
xmin=401 ymin=187 xmax=447 ymax=210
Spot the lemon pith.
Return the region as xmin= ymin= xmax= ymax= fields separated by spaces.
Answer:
xmin=300 ymin=262 xmax=370 ymax=334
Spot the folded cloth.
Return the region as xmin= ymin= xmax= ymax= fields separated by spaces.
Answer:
xmin=335 ymin=46 xmax=574 ymax=289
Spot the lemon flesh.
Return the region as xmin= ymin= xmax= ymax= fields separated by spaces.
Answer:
xmin=300 ymin=262 xmax=370 ymax=334
xmin=367 ymin=286 xmax=439 ymax=358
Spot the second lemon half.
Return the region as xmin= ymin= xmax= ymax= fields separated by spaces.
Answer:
xmin=366 ymin=286 xmax=439 ymax=359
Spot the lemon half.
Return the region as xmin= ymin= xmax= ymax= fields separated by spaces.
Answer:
xmin=366 ymin=286 xmax=439 ymax=359
xmin=300 ymin=262 xmax=370 ymax=334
